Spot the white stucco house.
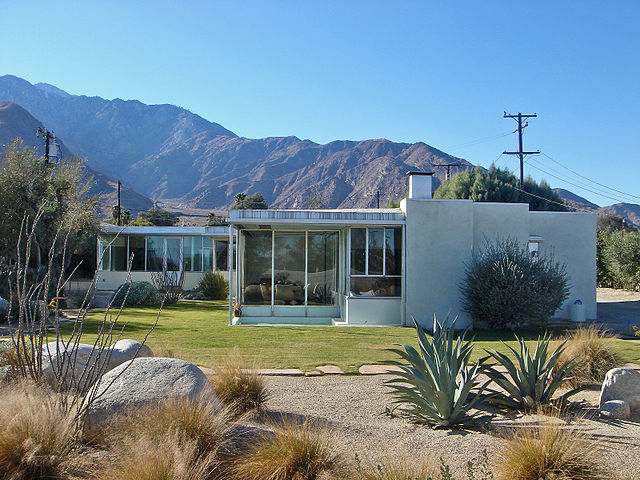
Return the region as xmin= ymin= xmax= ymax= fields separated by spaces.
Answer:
xmin=96 ymin=172 xmax=596 ymax=329
xmin=227 ymin=172 xmax=596 ymax=328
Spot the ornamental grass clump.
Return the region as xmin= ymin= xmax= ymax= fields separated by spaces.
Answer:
xmin=0 ymin=381 xmax=82 ymax=480
xmin=354 ymin=454 xmax=439 ymax=480
xmin=385 ymin=315 xmax=490 ymax=428
xmin=208 ymin=348 xmax=269 ymax=416
xmin=483 ymin=335 xmax=585 ymax=411
xmin=558 ymin=325 xmax=622 ymax=388
xmin=234 ymin=420 xmax=342 ymax=480
xmin=494 ymin=421 xmax=607 ymax=480
xmin=461 ymin=238 xmax=569 ymax=329
xmin=197 ymin=271 xmax=229 ymax=300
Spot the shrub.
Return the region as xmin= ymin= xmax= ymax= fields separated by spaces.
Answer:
xmin=385 ymin=316 xmax=490 ymax=428
xmin=483 ymin=335 xmax=585 ymax=411
xmin=355 ymin=454 xmax=439 ymax=480
xmin=197 ymin=271 xmax=229 ymax=300
xmin=234 ymin=420 xmax=342 ymax=480
xmin=98 ymin=431 xmax=219 ymax=480
xmin=558 ymin=326 xmax=622 ymax=388
xmin=0 ymin=381 xmax=81 ymax=480
xmin=494 ymin=421 xmax=607 ymax=480
xmin=110 ymin=281 xmax=162 ymax=307
xmin=208 ymin=349 xmax=269 ymax=416
xmin=461 ymin=238 xmax=569 ymax=329
xmin=599 ymin=230 xmax=640 ymax=291
xmin=106 ymin=396 xmax=233 ymax=457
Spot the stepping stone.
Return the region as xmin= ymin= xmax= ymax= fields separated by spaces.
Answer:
xmin=304 ymin=371 xmax=323 ymax=377
xmin=316 ymin=365 xmax=344 ymax=375
xmin=256 ymin=368 xmax=303 ymax=376
xmin=358 ymin=365 xmax=404 ymax=375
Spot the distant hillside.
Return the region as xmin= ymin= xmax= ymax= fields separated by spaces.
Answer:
xmin=553 ymin=188 xmax=599 ymax=211
xmin=0 ymin=101 xmax=153 ymax=215
xmin=598 ymin=203 xmax=640 ymax=227
xmin=0 ymin=75 xmax=472 ymax=209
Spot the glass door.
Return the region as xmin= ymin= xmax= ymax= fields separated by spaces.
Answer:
xmin=165 ymin=237 xmax=182 ymax=272
xmin=273 ymin=232 xmax=306 ymax=306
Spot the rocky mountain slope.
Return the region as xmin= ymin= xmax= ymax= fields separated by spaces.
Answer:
xmin=0 ymin=75 xmax=470 ymax=209
xmin=553 ymin=188 xmax=640 ymax=227
xmin=0 ymin=101 xmax=153 ymax=215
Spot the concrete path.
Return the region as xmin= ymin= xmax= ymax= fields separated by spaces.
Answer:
xmin=596 ymin=288 xmax=640 ymax=337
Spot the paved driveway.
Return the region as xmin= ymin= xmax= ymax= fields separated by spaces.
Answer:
xmin=597 ymin=288 xmax=640 ymax=337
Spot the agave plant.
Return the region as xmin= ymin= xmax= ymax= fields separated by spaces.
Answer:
xmin=385 ymin=315 xmax=490 ymax=428
xmin=483 ymin=334 xmax=586 ymax=410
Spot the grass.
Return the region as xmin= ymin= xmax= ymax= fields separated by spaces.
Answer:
xmin=354 ymin=455 xmax=439 ymax=480
xmin=234 ymin=420 xmax=342 ymax=480
xmin=64 ymin=300 xmax=640 ymax=374
xmin=494 ymin=419 xmax=608 ymax=480
xmin=558 ymin=325 xmax=623 ymax=387
xmin=0 ymin=381 xmax=81 ymax=480
xmin=207 ymin=348 xmax=269 ymax=416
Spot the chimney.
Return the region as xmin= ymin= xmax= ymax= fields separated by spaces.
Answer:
xmin=406 ymin=171 xmax=433 ymax=199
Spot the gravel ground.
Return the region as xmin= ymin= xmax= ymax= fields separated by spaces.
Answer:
xmin=262 ymin=374 xmax=640 ymax=478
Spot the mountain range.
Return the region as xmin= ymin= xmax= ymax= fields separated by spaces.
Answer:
xmin=0 ymin=74 xmax=470 ymax=212
xmin=0 ymin=74 xmax=638 ymax=226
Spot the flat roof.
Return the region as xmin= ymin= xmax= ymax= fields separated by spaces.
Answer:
xmin=100 ymin=224 xmax=232 ymax=236
xmin=228 ymin=209 xmax=406 ymax=226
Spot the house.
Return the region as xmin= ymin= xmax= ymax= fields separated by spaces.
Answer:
xmin=228 ymin=172 xmax=596 ymax=328
xmin=96 ymin=225 xmax=235 ymax=291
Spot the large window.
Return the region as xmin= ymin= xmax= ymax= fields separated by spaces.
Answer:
xmin=183 ymin=236 xmax=203 ymax=272
xmin=241 ymin=230 xmax=338 ymax=306
xmin=349 ymin=227 xmax=402 ymax=297
xmin=146 ymin=237 xmax=164 ymax=272
xmin=215 ymin=241 xmax=228 ymax=271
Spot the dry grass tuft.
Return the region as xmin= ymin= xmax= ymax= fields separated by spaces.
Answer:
xmin=356 ymin=454 xmax=439 ymax=480
xmin=559 ymin=325 xmax=622 ymax=388
xmin=104 ymin=396 xmax=234 ymax=457
xmin=98 ymin=431 xmax=219 ymax=480
xmin=234 ymin=419 xmax=343 ymax=480
xmin=494 ymin=420 xmax=608 ymax=480
xmin=0 ymin=381 xmax=81 ymax=480
xmin=208 ymin=348 xmax=269 ymax=416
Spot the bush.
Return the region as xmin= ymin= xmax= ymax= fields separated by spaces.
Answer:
xmin=0 ymin=381 xmax=82 ymax=479
xmin=461 ymin=238 xmax=569 ymax=329
xmin=208 ymin=348 xmax=269 ymax=416
xmin=494 ymin=421 xmax=607 ymax=480
xmin=558 ymin=326 xmax=622 ymax=388
xmin=234 ymin=420 xmax=342 ymax=480
xmin=599 ymin=230 xmax=640 ymax=291
xmin=111 ymin=281 xmax=162 ymax=307
xmin=385 ymin=316 xmax=489 ymax=427
xmin=197 ymin=272 xmax=229 ymax=300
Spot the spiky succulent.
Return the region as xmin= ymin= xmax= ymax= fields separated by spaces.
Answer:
xmin=385 ymin=315 xmax=490 ymax=428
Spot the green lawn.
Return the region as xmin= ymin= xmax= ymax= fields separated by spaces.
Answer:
xmin=68 ymin=300 xmax=640 ymax=374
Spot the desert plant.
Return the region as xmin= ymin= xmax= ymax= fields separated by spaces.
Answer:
xmin=235 ymin=419 xmax=342 ymax=480
xmin=110 ymin=280 xmax=162 ymax=307
xmin=150 ymin=259 xmax=185 ymax=305
xmin=355 ymin=454 xmax=439 ymax=480
xmin=558 ymin=326 xmax=622 ymax=387
xmin=385 ymin=315 xmax=490 ymax=428
xmin=461 ymin=237 xmax=569 ymax=329
xmin=483 ymin=335 xmax=585 ymax=411
xmin=197 ymin=271 xmax=229 ymax=300
xmin=0 ymin=381 xmax=83 ymax=480
xmin=106 ymin=396 xmax=233 ymax=457
xmin=494 ymin=421 xmax=607 ymax=480
xmin=98 ymin=431 xmax=219 ymax=480
xmin=208 ymin=348 xmax=269 ymax=416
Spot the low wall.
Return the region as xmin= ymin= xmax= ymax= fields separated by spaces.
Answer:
xmin=96 ymin=270 xmax=236 ymax=294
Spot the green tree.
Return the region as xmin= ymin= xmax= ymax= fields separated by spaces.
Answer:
xmin=137 ymin=207 xmax=178 ymax=226
xmin=0 ymin=139 xmax=98 ymax=273
xmin=434 ymin=165 xmax=568 ymax=211
xmin=232 ymin=192 xmax=268 ymax=210
xmin=206 ymin=212 xmax=228 ymax=226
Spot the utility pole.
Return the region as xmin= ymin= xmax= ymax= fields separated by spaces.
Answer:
xmin=36 ymin=127 xmax=56 ymax=166
xmin=117 ymin=181 xmax=122 ymax=226
xmin=433 ymin=163 xmax=465 ymax=181
xmin=373 ymin=190 xmax=380 ymax=208
xmin=503 ymin=112 xmax=540 ymax=191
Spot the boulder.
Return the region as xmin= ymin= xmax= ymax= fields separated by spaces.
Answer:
xmin=41 ymin=339 xmax=153 ymax=391
xmin=599 ymin=368 xmax=640 ymax=419
xmin=84 ymin=357 xmax=220 ymax=425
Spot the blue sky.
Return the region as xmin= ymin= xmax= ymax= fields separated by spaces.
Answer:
xmin=1 ymin=1 xmax=639 ymax=207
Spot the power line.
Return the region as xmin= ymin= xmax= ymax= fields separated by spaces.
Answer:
xmin=539 ymin=151 xmax=640 ymax=202
xmin=503 ymin=112 xmax=540 ymax=190
xmin=445 ymin=130 xmax=514 ymax=150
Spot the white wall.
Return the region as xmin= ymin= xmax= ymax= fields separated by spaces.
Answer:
xmin=529 ymin=212 xmax=597 ymax=319
xmin=345 ymin=297 xmax=402 ymax=325
xmin=473 ymin=203 xmax=530 ymax=249
xmin=402 ymin=198 xmax=474 ymax=329
xmin=96 ymin=270 xmax=236 ymax=294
